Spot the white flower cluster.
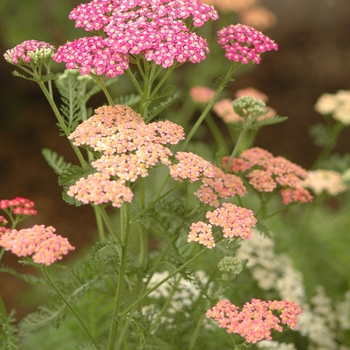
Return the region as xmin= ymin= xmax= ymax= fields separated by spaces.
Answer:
xmin=237 ymin=231 xmax=349 ymax=350
xmin=301 ymin=170 xmax=347 ymax=196
xmin=257 ymin=340 xmax=297 ymax=350
xmin=314 ymin=90 xmax=350 ymax=125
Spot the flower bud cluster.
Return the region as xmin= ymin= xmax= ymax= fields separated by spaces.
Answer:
xmin=218 ymin=256 xmax=243 ymax=280
xmin=4 ymin=40 xmax=56 ymax=65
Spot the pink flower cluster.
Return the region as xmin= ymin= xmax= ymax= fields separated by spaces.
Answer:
xmin=194 ymin=166 xmax=247 ymax=207
xmin=206 ymin=298 xmax=302 ymax=344
xmin=0 ymin=225 xmax=75 ymax=265
xmin=169 ymin=152 xmax=215 ymax=183
xmin=188 ymin=203 xmax=257 ymax=248
xmin=0 ymin=197 xmax=37 ymax=216
xmin=3 ymin=40 xmax=56 ymax=65
xmin=53 ymin=0 xmax=218 ymax=76
xmin=223 ymin=147 xmax=313 ymax=205
xmin=217 ymin=24 xmax=278 ymax=64
xmin=68 ymin=105 xmax=185 ymax=207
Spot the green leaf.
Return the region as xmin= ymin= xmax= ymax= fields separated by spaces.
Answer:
xmin=41 ymin=148 xmax=72 ymax=176
xmin=147 ymin=89 xmax=182 ymax=121
xmin=248 ymin=115 xmax=288 ymax=129
xmin=114 ymin=93 xmax=141 ymax=107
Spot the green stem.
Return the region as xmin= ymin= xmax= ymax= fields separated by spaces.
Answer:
xmin=0 ymin=248 xmax=4 ymax=262
xmin=97 ymin=206 xmax=123 ymax=245
xmin=91 ymin=74 xmax=115 ymax=106
xmin=115 ymin=319 xmax=131 ymax=350
xmin=225 ymin=128 xmax=248 ymax=173
xmin=180 ymin=62 xmax=240 ymax=151
xmin=188 ymin=313 xmax=206 ymax=350
xmin=42 ymin=267 xmax=100 ymax=350
xmin=38 ymin=82 xmax=86 ymax=166
xmin=119 ymin=246 xmax=209 ymax=317
xmin=93 ymin=206 xmax=106 ymax=241
xmin=312 ymin=121 xmax=345 ymax=169
xmin=205 ymin=112 xmax=229 ymax=155
xmin=107 ymin=203 xmax=131 ymax=350
xmin=139 ymin=178 xmax=147 ymax=267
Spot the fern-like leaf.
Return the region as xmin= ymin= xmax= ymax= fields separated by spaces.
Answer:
xmin=113 ymin=94 xmax=141 ymax=107
xmin=147 ymin=90 xmax=182 ymax=121
xmin=41 ymin=148 xmax=72 ymax=176
xmin=0 ymin=305 xmax=19 ymax=350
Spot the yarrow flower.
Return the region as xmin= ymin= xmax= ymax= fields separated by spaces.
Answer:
xmin=194 ymin=166 xmax=247 ymax=207
xmin=314 ymin=90 xmax=350 ymax=125
xmin=206 ymin=202 xmax=257 ymax=239
xmin=169 ymin=152 xmax=215 ymax=182
xmin=53 ymin=0 xmax=219 ymax=76
xmin=217 ymin=23 xmax=278 ymax=64
xmin=0 ymin=224 xmax=74 ymax=265
xmin=4 ymin=40 xmax=56 ymax=65
xmin=218 ymin=256 xmax=243 ymax=279
xmin=206 ymin=298 xmax=302 ymax=344
xmin=0 ymin=197 xmax=37 ymax=216
xmin=300 ymin=169 xmax=347 ymax=196
xmin=188 ymin=221 xmax=215 ymax=248
xmin=68 ymin=105 xmax=185 ymax=206
xmin=189 ymin=86 xmax=216 ymax=103
xmin=223 ymin=147 xmax=313 ymax=205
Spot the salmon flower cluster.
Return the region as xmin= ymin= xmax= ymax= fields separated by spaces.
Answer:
xmin=188 ymin=203 xmax=257 ymax=248
xmin=206 ymin=298 xmax=302 ymax=343
xmin=0 ymin=197 xmax=37 ymax=216
xmin=223 ymin=147 xmax=313 ymax=205
xmin=68 ymin=105 xmax=185 ymax=207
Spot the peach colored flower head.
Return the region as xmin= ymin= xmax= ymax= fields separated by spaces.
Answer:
xmin=188 ymin=221 xmax=215 ymax=249
xmin=68 ymin=105 xmax=185 ymax=206
xmin=202 ymin=0 xmax=258 ymax=13
xmin=206 ymin=298 xmax=302 ymax=343
xmin=189 ymin=86 xmax=216 ymax=103
xmin=223 ymin=147 xmax=313 ymax=205
xmin=0 ymin=224 xmax=74 ymax=265
xmin=169 ymin=152 xmax=216 ymax=182
xmin=206 ymin=202 xmax=257 ymax=240
xmin=194 ymin=166 xmax=247 ymax=207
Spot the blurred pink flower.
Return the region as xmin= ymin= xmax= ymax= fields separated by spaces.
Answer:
xmin=0 ymin=197 xmax=37 ymax=216
xmin=240 ymin=6 xmax=277 ymax=30
xmin=190 ymin=86 xmax=216 ymax=103
xmin=235 ymin=87 xmax=268 ymax=102
xmin=213 ymin=99 xmax=243 ymax=123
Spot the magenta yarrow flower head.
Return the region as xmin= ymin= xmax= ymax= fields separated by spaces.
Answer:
xmin=195 ymin=166 xmax=247 ymax=207
xmin=206 ymin=298 xmax=302 ymax=344
xmin=169 ymin=152 xmax=216 ymax=183
xmin=206 ymin=202 xmax=257 ymax=240
xmin=68 ymin=105 xmax=185 ymax=206
xmin=54 ymin=0 xmax=218 ymax=76
xmin=0 ymin=224 xmax=74 ymax=266
xmin=0 ymin=197 xmax=37 ymax=216
xmin=4 ymin=40 xmax=56 ymax=65
xmin=223 ymin=147 xmax=313 ymax=204
xmin=217 ymin=24 xmax=278 ymax=64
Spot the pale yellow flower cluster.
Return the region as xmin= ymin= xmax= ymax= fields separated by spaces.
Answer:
xmin=202 ymin=0 xmax=276 ymax=30
xmin=300 ymin=169 xmax=347 ymax=196
xmin=314 ymin=90 xmax=350 ymax=125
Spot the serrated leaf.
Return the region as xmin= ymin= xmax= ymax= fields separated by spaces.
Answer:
xmin=41 ymin=148 xmax=72 ymax=175
xmin=147 ymin=90 xmax=182 ymax=121
xmin=248 ymin=115 xmax=288 ymax=129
